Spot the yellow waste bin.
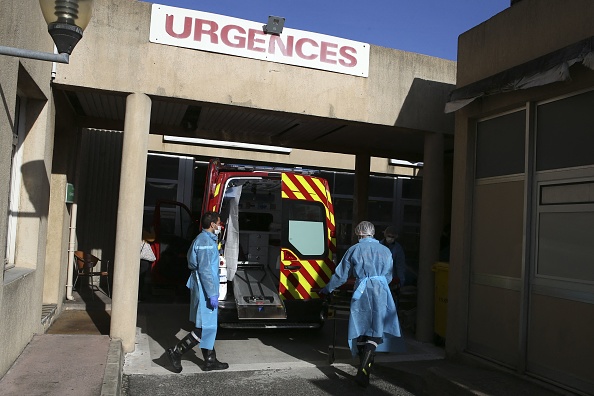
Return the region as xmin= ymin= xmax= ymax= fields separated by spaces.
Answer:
xmin=432 ymin=262 xmax=449 ymax=343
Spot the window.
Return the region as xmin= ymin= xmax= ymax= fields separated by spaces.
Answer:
xmin=476 ymin=110 xmax=526 ymax=179
xmin=5 ymin=96 xmax=25 ymax=270
xmin=537 ymin=209 xmax=594 ymax=282
xmin=536 ymin=90 xmax=594 ymax=171
xmin=282 ymin=200 xmax=326 ymax=257
xmin=533 ymin=89 xmax=594 ymax=287
xmin=143 ymin=154 xmax=193 ymax=229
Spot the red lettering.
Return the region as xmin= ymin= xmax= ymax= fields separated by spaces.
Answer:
xmin=221 ymin=24 xmax=246 ymax=48
xmin=247 ymin=29 xmax=266 ymax=52
xmin=295 ymin=38 xmax=318 ymax=60
xmin=165 ymin=14 xmax=191 ymax=39
xmin=194 ymin=19 xmax=218 ymax=43
xmin=339 ymin=46 xmax=358 ymax=67
xmin=320 ymin=41 xmax=338 ymax=64
xmin=268 ymin=35 xmax=294 ymax=57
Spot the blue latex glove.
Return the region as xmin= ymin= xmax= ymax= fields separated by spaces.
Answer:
xmin=209 ymin=295 xmax=219 ymax=309
xmin=318 ymin=286 xmax=331 ymax=297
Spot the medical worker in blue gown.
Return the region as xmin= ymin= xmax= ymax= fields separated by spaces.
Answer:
xmin=320 ymin=221 xmax=401 ymax=388
xmin=166 ymin=211 xmax=228 ymax=373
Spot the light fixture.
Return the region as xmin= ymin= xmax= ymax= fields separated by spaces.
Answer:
xmin=0 ymin=0 xmax=94 ymax=63
xmin=163 ymin=136 xmax=292 ymax=155
xmin=388 ymin=159 xmax=424 ymax=167
xmin=263 ymin=16 xmax=285 ymax=35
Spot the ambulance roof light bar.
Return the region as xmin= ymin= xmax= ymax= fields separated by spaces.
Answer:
xmin=163 ymin=135 xmax=292 ymax=154
xmin=219 ymin=162 xmax=318 ymax=176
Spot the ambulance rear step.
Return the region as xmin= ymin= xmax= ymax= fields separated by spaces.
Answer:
xmin=233 ymin=262 xmax=287 ymax=320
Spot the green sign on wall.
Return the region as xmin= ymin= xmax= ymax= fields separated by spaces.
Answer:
xmin=65 ymin=183 xmax=74 ymax=204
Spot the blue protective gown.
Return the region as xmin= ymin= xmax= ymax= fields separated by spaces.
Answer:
xmin=324 ymin=237 xmax=401 ymax=356
xmin=186 ymin=229 xmax=219 ymax=350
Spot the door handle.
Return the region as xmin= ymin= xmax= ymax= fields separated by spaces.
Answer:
xmin=284 ymin=265 xmax=301 ymax=270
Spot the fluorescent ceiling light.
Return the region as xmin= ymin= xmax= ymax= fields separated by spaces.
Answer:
xmin=163 ymin=135 xmax=292 ymax=154
xmin=148 ymin=152 xmax=194 ymax=159
xmin=388 ymin=158 xmax=424 ymax=167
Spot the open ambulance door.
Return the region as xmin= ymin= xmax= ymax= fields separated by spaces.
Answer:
xmin=279 ymin=173 xmax=336 ymax=303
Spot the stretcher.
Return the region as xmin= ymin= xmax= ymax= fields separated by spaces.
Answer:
xmin=324 ymin=286 xmax=411 ymax=364
xmin=324 ymin=290 xmax=353 ymax=364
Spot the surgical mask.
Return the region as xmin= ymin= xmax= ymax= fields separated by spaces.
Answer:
xmin=385 ymin=237 xmax=395 ymax=244
xmin=213 ymin=224 xmax=221 ymax=235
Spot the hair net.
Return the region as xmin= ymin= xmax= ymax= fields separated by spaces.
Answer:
xmin=384 ymin=226 xmax=397 ymax=238
xmin=355 ymin=221 xmax=375 ymax=237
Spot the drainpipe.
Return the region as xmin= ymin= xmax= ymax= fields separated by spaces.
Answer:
xmin=51 ymin=45 xmax=58 ymax=80
xmin=65 ymin=201 xmax=77 ymax=300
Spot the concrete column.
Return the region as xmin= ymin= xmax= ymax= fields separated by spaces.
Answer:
xmin=353 ymin=153 xmax=370 ymax=240
xmin=110 ymin=93 xmax=151 ymax=352
xmin=415 ymin=132 xmax=444 ymax=343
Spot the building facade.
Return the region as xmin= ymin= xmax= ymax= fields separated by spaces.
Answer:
xmin=1 ymin=0 xmax=454 ymax=380
xmin=448 ymin=1 xmax=594 ymax=394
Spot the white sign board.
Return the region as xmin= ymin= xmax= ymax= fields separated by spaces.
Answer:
xmin=149 ymin=4 xmax=370 ymax=77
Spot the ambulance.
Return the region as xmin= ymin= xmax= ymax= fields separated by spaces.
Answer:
xmin=152 ymin=158 xmax=337 ymax=328
xmin=206 ymin=158 xmax=338 ymax=328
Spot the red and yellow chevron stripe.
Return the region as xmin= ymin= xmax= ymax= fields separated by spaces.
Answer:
xmin=280 ymin=173 xmax=336 ymax=300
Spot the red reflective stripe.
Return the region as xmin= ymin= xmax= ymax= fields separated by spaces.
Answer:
xmin=297 ymin=264 xmax=319 ymax=288
xmin=281 ymin=182 xmax=298 ymax=200
xmin=295 ymin=280 xmax=310 ymax=299
xmin=284 ymin=173 xmax=314 ymax=201
xmin=307 ymin=178 xmax=329 ymax=206
xmin=307 ymin=260 xmax=331 ymax=283
xmin=285 ymin=273 xmax=310 ymax=299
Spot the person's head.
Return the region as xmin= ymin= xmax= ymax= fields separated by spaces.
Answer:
xmin=383 ymin=226 xmax=398 ymax=244
xmin=354 ymin=221 xmax=375 ymax=240
xmin=142 ymin=226 xmax=156 ymax=242
xmin=201 ymin=211 xmax=221 ymax=234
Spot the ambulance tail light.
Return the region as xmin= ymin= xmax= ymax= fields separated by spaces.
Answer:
xmin=283 ymin=250 xmax=298 ymax=261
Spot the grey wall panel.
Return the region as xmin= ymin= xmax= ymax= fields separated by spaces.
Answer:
xmin=467 ymin=283 xmax=521 ymax=368
xmin=76 ymin=129 xmax=123 ymax=273
xmin=528 ymin=293 xmax=594 ymax=394
xmin=471 ymin=181 xmax=525 ymax=278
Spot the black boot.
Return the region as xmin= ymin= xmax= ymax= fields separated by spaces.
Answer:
xmin=202 ymin=348 xmax=229 ymax=371
xmin=354 ymin=349 xmax=375 ymax=388
xmin=357 ymin=344 xmax=365 ymax=365
xmin=166 ymin=332 xmax=200 ymax=373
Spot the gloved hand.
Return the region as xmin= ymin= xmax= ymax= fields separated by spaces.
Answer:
xmin=318 ymin=286 xmax=331 ymax=298
xmin=209 ymin=295 xmax=219 ymax=309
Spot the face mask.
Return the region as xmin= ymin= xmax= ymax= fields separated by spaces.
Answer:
xmin=213 ymin=224 xmax=221 ymax=235
xmin=385 ymin=237 xmax=395 ymax=244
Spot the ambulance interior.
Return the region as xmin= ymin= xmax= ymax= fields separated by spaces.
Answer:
xmin=219 ymin=177 xmax=286 ymax=319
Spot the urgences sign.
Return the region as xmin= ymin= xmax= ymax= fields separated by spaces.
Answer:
xmin=150 ymin=4 xmax=370 ymax=77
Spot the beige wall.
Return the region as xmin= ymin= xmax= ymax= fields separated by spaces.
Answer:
xmin=450 ymin=0 xmax=594 ymax=393
xmin=457 ymin=0 xmax=594 ymax=86
xmin=44 ymin=96 xmax=81 ymax=306
xmin=55 ymin=1 xmax=455 ymax=134
xmin=0 ymin=0 xmax=56 ymax=377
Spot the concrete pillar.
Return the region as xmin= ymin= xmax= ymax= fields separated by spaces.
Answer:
xmin=353 ymin=153 xmax=370 ymax=242
xmin=110 ymin=93 xmax=151 ymax=352
xmin=415 ymin=132 xmax=444 ymax=343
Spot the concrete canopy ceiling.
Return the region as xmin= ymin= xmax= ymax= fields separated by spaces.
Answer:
xmin=58 ymin=87 xmax=449 ymax=163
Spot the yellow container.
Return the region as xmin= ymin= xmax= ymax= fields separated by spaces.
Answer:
xmin=432 ymin=262 xmax=449 ymax=340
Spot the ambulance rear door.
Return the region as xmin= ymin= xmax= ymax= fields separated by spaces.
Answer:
xmin=279 ymin=173 xmax=336 ymax=302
